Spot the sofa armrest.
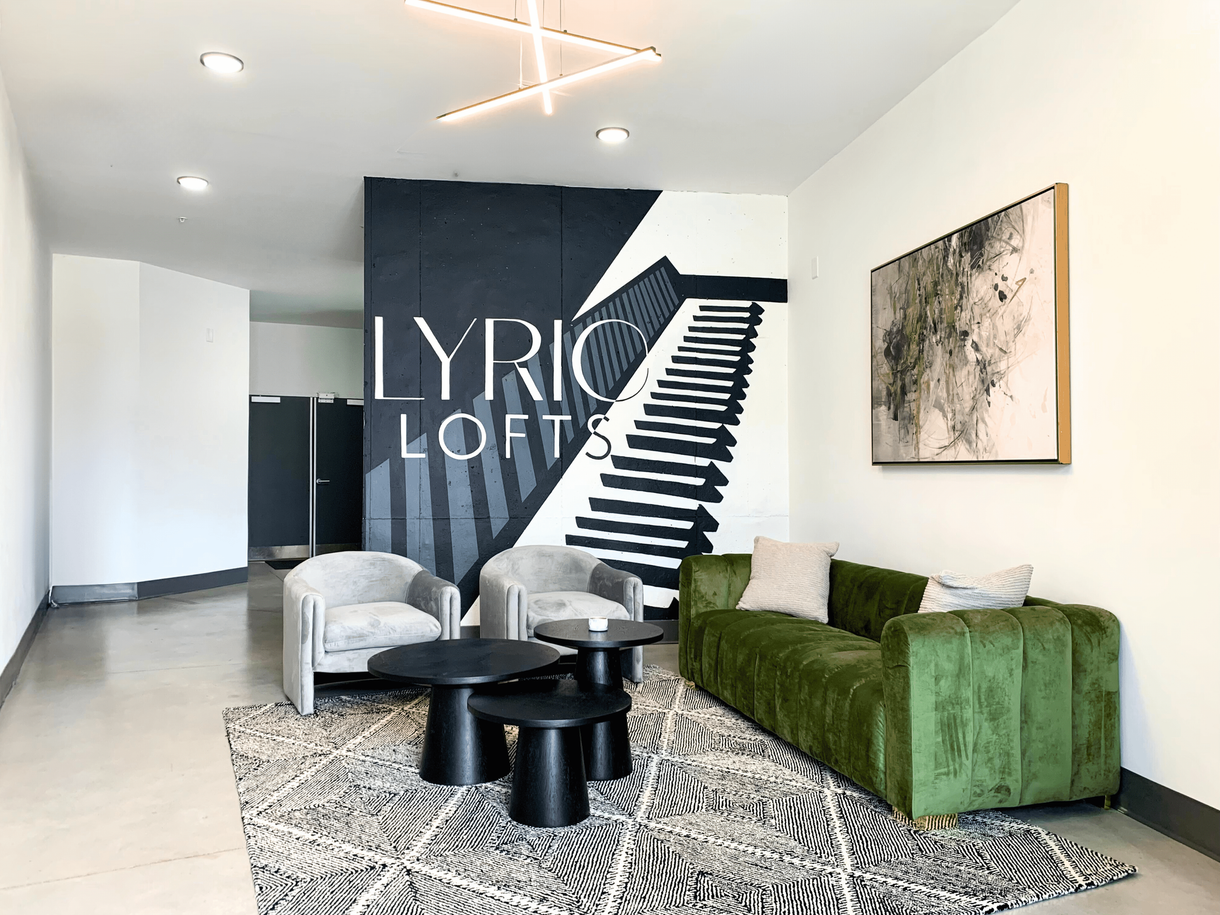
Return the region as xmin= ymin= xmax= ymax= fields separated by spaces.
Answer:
xmin=881 ymin=604 xmax=1121 ymax=819
xmin=407 ymin=570 xmax=461 ymax=640
xmin=881 ymin=611 xmax=978 ymax=819
xmin=283 ymin=575 xmax=325 ymax=714
xmin=678 ymin=554 xmax=752 ymax=681
xmin=1026 ymin=599 xmax=1122 ymax=800
xmin=591 ymin=562 xmax=646 ymax=683
xmin=479 ymin=569 xmax=528 ymax=640
xmin=589 ymin=562 xmax=643 ymax=621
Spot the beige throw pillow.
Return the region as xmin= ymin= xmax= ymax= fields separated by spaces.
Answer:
xmin=736 ymin=536 xmax=839 ymax=622
xmin=918 ymin=564 xmax=1034 ymax=612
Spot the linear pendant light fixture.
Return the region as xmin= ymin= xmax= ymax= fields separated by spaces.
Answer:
xmin=438 ymin=50 xmax=659 ymax=122
xmin=524 ymin=0 xmax=552 ymax=115
xmin=404 ymin=0 xmax=660 ymax=121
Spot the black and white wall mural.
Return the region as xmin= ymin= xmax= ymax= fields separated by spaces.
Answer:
xmin=364 ymin=178 xmax=789 ymax=623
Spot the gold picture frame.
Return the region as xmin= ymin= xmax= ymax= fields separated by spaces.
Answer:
xmin=870 ymin=183 xmax=1070 ymax=464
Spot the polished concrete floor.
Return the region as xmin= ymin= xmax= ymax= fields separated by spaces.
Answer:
xmin=0 ymin=563 xmax=1217 ymax=913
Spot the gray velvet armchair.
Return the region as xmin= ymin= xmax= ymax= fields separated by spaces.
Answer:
xmin=479 ymin=545 xmax=646 ymax=682
xmin=283 ymin=551 xmax=460 ymax=714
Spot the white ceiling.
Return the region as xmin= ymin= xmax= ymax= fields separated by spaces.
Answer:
xmin=0 ymin=0 xmax=1019 ymax=326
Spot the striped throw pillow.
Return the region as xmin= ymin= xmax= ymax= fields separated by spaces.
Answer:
xmin=918 ymin=564 xmax=1034 ymax=613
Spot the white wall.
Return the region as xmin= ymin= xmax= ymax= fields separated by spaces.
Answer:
xmin=0 ymin=67 xmax=50 ymax=671
xmin=52 ymin=255 xmax=249 ymax=586
xmin=137 ymin=264 xmax=249 ymax=581
xmin=787 ymin=0 xmax=1220 ymax=807
xmin=50 ymin=258 xmax=141 ymax=584
xmin=249 ymin=321 xmax=363 ymax=399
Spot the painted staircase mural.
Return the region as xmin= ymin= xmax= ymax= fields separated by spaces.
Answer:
xmin=364 ymin=179 xmax=789 ymax=621
xmin=563 ymin=300 xmax=765 ymax=615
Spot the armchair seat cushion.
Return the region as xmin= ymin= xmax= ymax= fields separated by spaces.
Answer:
xmin=323 ymin=601 xmax=442 ymax=652
xmin=525 ymin=591 xmax=630 ymax=638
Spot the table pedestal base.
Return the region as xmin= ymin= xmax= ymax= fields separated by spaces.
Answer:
xmin=419 ymin=685 xmax=509 ymax=786
xmin=509 ymin=726 xmax=590 ymax=827
xmin=582 ymin=714 xmax=632 ymax=780
xmin=576 ymin=648 xmax=618 ymax=688
xmin=576 ymin=646 xmax=633 ymax=780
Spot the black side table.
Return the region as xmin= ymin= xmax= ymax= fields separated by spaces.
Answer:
xmin=468 ymin=680 xmax=631 ymax=827
xmin=533 ymin=619 xmax=663 ymax=780
xmin=368 ymin=639 xmax=559 ymax=786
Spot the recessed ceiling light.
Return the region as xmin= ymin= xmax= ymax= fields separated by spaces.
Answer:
xmin=200 ymin=52 xmax=244 ymax=74
xmin=177 ymin=176 xmax=209 ymax=191
xmin=596 ymin=127 xmax=630 ymax=144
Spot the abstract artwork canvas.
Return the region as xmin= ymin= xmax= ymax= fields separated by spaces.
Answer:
xmin=871 ymin=184 xmax=1070 ymax=464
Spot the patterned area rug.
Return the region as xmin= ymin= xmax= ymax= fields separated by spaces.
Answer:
xmin=223 ymin=668 xmax=1134 ymax=915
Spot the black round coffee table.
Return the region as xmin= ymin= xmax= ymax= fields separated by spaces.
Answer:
xmin=368 ymin=639 xmax=559 ymax=786
xmin=468 ymin=680 xmax=631 ymax=827
xmin=533 ymin=619 xmax=663 ymax=780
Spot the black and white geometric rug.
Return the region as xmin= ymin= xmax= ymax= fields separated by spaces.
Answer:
xmin=223 ymin=667 xmax=1134 ymax=915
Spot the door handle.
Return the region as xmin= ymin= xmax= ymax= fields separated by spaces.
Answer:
xmin=316 ymin=479 xmax=330 ymax=485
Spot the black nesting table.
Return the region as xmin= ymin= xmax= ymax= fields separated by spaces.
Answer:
xmin=367 ymin=639 xmax=559 ymax=786
xmin=468 ymin=680 xmax=631 ymax=827
xmin=533 ymin=618 xmax=663 ymax=780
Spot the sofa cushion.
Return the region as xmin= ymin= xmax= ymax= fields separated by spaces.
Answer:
xmin=827 ymin=559 xmax=929 ymax=642
xmin=526 ymin=591 xmax=629 ymax=638
xmin=323 ymin=601 xmax=441 ymax=652
xmin=685 ymin=606 xmax=887 ymax=798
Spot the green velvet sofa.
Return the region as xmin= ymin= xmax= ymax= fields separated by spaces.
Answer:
xmin=678 ymin=554 xmax=1121 ymax=820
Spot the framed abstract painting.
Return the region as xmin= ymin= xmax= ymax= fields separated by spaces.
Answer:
xmin=871 ymin=184 xmax=1070 ymax=464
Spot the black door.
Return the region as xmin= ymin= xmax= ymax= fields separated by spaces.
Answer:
xmin=248 ymin=396 xmax=311 ymax=559
xmin=314 ymin=398 xmax=364 ymax=554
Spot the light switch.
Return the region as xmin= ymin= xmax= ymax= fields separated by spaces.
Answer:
xmin=811 ymin=257 xmax=820 ymax=279
xmin=206 ymin=328 xmax=214 ymax=343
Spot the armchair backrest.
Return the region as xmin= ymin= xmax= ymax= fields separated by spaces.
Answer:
xmin=480 ymin=545 xmax=599 ymax=593
xmin=288 ymin=551 xmax=424 ymax=609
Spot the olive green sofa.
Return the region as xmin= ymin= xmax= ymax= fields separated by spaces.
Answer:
xmin=679 ymin=554 xmax=1120 ymax=820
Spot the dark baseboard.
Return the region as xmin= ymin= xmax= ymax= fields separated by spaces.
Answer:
xmin=137 ymin=566 xmax=248 ymax=599
xmin=1115 ymin=767 xmax=1220 ymax=862
xmin=0 ymin=592 xmax=50 ymax=711
xmin=53 ymin=567 xmax=249 ymax=604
